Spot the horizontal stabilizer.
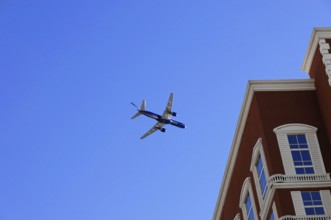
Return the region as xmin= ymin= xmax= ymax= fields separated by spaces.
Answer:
xmin=131 ymin=111 xmax=142 ymax=119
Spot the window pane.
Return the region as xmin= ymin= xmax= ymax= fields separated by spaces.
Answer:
xmin=301 ymin=150 xmax=312 ymax=160
xmin=305 ymin=208 xmax=315 ymax=215
xmin=256 ymin=157 xmax=263 ymax=174
xmin=288 ymin=135 xmax=297 ymax=144
xmin=311 ymin=192 xmax=321 ymax=200
xmin=302 ymin=192 xmax=311 ymax=200
xmin=245 ymin=195 xmax=251 ymax=212
xmin=260 ymin=172 xmax=267 ymax=198
xmin=255 ymin=155 xmax=268 ymax=199
xmin=297 ymin=135 xmax=307 ymax=144
xmin=305 ymin=167 xmax=315 ymax=174
xmin=296 ymin=168 xmax=305 ymax=174
xmin=245 ymin=194 xmax=255 ymax=220
xmin=248 ymin=211 xmax=255 ymax=220
xmin=315 ymin=207 xmax=325 ymax=215
xmin=259 ymin=172 xmax=266 ymax=188
xmin=291 ymin=151 xmax=302 ymax=161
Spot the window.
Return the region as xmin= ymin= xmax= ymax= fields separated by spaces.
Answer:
xmin=250 ymin=138 xmax=270 ymax=208
xmin=245 ymin=194 xmax=255 ymax=220
xmin=269 ymin=211 xmax=275 ymax=220
xmin=291 ymin=190 xmax=331 ymax=216
xmin=256 ymin=155 xmax=268 ymax=198
xmin=301 ymin=191 xmax=325 ymax=215
xmin=273 ymin=124 xmax=326 ymax=175
xmin=288 ymin=134 xmax=315 ymax=174
xmin=240 ymin=178 xmax=258 ymax=220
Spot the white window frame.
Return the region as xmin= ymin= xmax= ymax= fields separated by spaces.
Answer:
xmin=250 ymin=138 xmax=270 ymax=209
xmin=239 ymin=177 xmax=259 ymax=220
xmin=291 ymin=190 xmax=331 ymax=216
xmin=273 ymin=124 xmax=326 ymax=175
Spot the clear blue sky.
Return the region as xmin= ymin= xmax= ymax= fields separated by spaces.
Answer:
xmin=1 ymin=1 xmax=331 ymax=219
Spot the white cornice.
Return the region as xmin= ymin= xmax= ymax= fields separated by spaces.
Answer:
xmin=302 ymin=28 xmax=331 ymax=73
xmin=212 ymin=79 xmax=315 ymax=220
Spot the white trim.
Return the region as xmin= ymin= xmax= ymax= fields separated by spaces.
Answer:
xmin=302 ymin=28 xmax=331 ymax=73
xmin=213 ymin=80 xmax=315 ymax=220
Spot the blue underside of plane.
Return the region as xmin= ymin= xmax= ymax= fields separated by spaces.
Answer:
xmin=141 ymin=110 xmax=186 ymax=128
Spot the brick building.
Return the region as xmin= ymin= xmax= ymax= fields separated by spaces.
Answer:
xmin=213 ymin=28 xmax=331 ymax=220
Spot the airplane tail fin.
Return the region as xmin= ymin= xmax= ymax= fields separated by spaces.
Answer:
xmin=140 ymin=100 xmax=146 ymax=111
xmin=130 ymin=100 xmax=146 ymax=119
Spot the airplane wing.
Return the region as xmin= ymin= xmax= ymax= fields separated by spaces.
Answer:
xmin=140 ymin=122 xmax=165 ymax=139
xmin=162 ymin=93 xmax=173 ymax=119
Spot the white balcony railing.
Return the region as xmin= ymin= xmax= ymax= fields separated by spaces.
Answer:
xmin=269 ymin=173 xmax=331 ymax=187
xmin=280 ymin=216 xmax=331 ymax=220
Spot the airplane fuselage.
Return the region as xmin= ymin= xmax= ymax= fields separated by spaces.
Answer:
xmin=140 ymin=110 xmax=186 ymax=128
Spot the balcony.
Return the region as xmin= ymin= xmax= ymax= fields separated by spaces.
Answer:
xmin=269 ymin=173 xmax=331 ymax=187
xmin=280 ymin=216 xmax=331 ymax=220
xmin=259 ymin=174 xmax=331 ymax=220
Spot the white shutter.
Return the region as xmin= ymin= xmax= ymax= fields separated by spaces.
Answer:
xmin=276 ymin=133 xmax=296 ymax=175
xmin=291 ymin=191 xmax=305 ymax=215
xmin=320 ymin=190 xmax=331 ymax=215
xmin=306 ymin=133 xmax=326 ymax=174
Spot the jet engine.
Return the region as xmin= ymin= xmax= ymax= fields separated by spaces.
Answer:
xmin=171 ymin=112 xmax=177 ymax=117
xmin=159 ymin=127 xmax=166 ymax=132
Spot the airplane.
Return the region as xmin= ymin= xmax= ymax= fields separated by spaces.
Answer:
xmin=130 ymin=93 xmax=186 ymax=139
